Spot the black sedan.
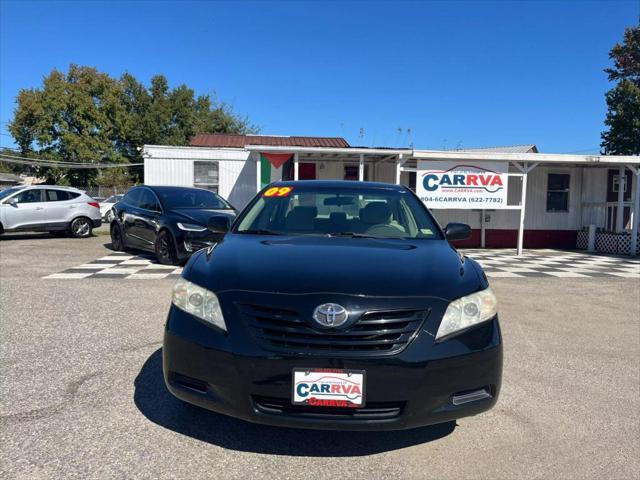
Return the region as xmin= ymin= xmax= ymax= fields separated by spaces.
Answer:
xmin=163 ymin=181 xmax=502 ymax=431
xmin=109 ymin=186 xmax=236 ymax=265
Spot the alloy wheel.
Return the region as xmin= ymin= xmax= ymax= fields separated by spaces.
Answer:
xmin=156 ymin=233 xmax=177 ymax=265
xmin=72 ymin=219 xmax=91 ymax=237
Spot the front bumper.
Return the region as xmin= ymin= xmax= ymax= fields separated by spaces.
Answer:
xmin=163 ymin=302 xmax=503 ymax=431
xmin=174 ymin=231 xmax=224 ymax=260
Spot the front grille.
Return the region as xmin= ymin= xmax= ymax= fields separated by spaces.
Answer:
xmin=240 ymin=304 xmax=428 ymax=356
xmin=253 ymin=395 xmax=404 ymax=420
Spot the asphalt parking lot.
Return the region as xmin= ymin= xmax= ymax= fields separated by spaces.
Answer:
xmin=1 ymin=232 xmax=639 ymax=479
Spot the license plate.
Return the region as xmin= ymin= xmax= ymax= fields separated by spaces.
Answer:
xmin=292 ymin=368 xmax=366 ymax=408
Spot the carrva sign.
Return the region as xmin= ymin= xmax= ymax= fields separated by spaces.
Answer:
xmin=416 ymin=160 xmax=509 ymax=209
xmin=292 ymin=369 xmax=365 ymax=408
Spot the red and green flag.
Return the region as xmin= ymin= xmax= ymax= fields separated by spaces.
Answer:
xmin=260 ymin=153 xmax=293 ymax=188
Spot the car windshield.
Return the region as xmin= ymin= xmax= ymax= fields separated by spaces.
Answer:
xmin=159 ymin=189 xmax=232 ymax=210
xmin=0 ymin=186 xmax=23 ymax=201
xmin=104 ymin=195 xmax=123 ymax=203
xmin=235 ymin=185 xmax=443 ymax=239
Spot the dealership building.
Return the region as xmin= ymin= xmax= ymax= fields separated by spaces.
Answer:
xmin=143 ymin=134 xmax=640 ymax=255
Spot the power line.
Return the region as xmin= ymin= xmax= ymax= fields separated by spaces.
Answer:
xmin=0 ymin=152 xmax=115 ymax=165
xmin=0 ymin=154 xmax=143 ymax=169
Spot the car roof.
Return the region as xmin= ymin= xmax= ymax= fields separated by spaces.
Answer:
xmin=142 ymin=185 xmax=220 ymax=194
xmin=25 ymin=185 xmax=84 ymax=192
xmin=269 ymin=180 xmax=406 ymax=191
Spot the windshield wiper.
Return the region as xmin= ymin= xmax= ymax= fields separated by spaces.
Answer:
xmin=327 ymin=232 xmax=379 ymax=239
xmin=239 ymin=229 xmax=283 ymax=236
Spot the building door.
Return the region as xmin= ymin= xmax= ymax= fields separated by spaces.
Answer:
xmin=607 ymin=206 xmax=631 ymax=231
xmin=606 ymin=169 xmax=632 ymax=231
xmin=298 ymin=163 xmax=316 ymax=180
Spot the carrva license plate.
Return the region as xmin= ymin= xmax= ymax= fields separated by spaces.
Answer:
xmin=292 ymin=368 xmax=366 ymax=408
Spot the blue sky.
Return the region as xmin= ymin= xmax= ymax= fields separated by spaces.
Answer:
xmin=0 ymin=0 xmax=638 ymax=153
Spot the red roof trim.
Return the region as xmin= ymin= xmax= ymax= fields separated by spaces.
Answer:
xmin=190 ymin=133 xmax=350 ymax=149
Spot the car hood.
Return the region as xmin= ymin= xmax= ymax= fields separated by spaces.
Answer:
xmin=187 ymin=234 xmax=483 ymax=300
xmin=170 ymin=208 xmax=236 ymax=226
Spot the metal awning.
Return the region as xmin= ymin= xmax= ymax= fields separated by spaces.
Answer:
xmin=412 ymin=149 xmax=639 ymax=166
xmin=245 ymin=144 xmax=411 ymax=161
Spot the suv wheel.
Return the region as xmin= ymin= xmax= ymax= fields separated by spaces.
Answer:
xmin=69 ymin=217 xmax=92 ymax=238
xmin=155 ymin=230 xmax=179 ymax=266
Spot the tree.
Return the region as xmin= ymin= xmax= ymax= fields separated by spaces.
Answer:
xmin=0 ymin=148 xmax=23 ymax=174
xmin=95 ymin=167 xmax=134 ymax=189
xmin=601 ymin=24 xmax=640 ymax=155
xmin=9 ymin=65 xmax=128 ymax=185
xmin=9 ymin=65 xmax=257 ymax=186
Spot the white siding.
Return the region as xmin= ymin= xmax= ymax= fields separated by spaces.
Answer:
xmin=580 ymin=168 xmax=609 ymax=228
xmin=144 ymin=157 xmax=194 ymax=186
xmin=317 ymin=160 xmax=344 ymax=179
xmin=375 ymin=162 xmax=397 ymax=183
xmin=220 ymin=156 xmax=257 ymax=209
xmin=143 ymin=146 xmax=256 ymax=209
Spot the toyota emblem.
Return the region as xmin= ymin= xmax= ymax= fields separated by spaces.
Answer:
xmin=312 ymin=303 xmax=349 ymax=328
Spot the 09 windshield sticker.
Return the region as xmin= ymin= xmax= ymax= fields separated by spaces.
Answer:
xmin=263 ymin=186 xmax=293 ymax=197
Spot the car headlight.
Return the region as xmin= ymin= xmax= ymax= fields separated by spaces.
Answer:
xmin=172 ymin=278 xmax=226 ymax=331
xmin=436 ymin=287 xmax=497 ymax=341
xmin=177 ymin=222 xmax=207 ymax=232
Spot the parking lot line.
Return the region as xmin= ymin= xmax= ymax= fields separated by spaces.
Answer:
xmin=545 ymin=271 xmax=589 ymax=278
xmin=44 ymin=272 xmax=95 ymax=279
xmin=485 ymin=272 xmax=523 ymax=277
xmin=95 ymin=268 xmax=143 ymax=275
xmin=141 ymin=264 xmax=177 ymax=270
xmin=128 ymin=273 xmax=173 ymax=279
xmin=73 ymin=264 xmax=117 ymax=269
xmin=120 ymin=259 xmax=153 ymax=265
xmin=606 ymin=271 xmax=640 ymax=278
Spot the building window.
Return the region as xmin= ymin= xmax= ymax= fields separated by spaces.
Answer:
xmin=546 ymin=173 xmax=570 ymax=212
xmin=194 ymin=161 xmax=219 ymax=192
xmin=344 ymin=164 xmax=369 ymax=181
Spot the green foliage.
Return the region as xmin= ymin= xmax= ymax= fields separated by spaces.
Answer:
xmin=0 ymin=148 xmax=20 ymax=174
xmin=0 ymin=147 xmax=56 ymax=181
xmin=95 ymin=168 xmax=134 ymax=188
xmin=8 ymin=65 xmax=257 ymax=186
xmin=601 ymin=24 xmax=640 ymax=155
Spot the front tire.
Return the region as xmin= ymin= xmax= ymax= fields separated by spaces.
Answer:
xmin=155 ymin=230 xmax=180 ymax=266
xmin=110 ymin=223 xmax=126 ymax=251
xmin=69 ymin=217 xmax=92 ymax=238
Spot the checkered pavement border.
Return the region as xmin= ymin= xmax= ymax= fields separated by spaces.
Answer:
xmin=43 ymin=252 xmax=183 ymax=280
xmin=462 ymin=249 xmax=640 ymax=279
xmin=43 ymin=249 xmax=640 ymax=280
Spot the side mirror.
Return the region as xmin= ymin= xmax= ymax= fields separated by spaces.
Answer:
xmin=207 ymin=216 xmax=231 ymax=234
xmin=6 ymin=197 xmax=18 ymax=206
xmin=444 ymin=222 xmax=472 ymax=241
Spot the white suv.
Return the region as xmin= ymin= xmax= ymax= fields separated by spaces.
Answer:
xmin=0 ymin=185 xmax=102 ymax=238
